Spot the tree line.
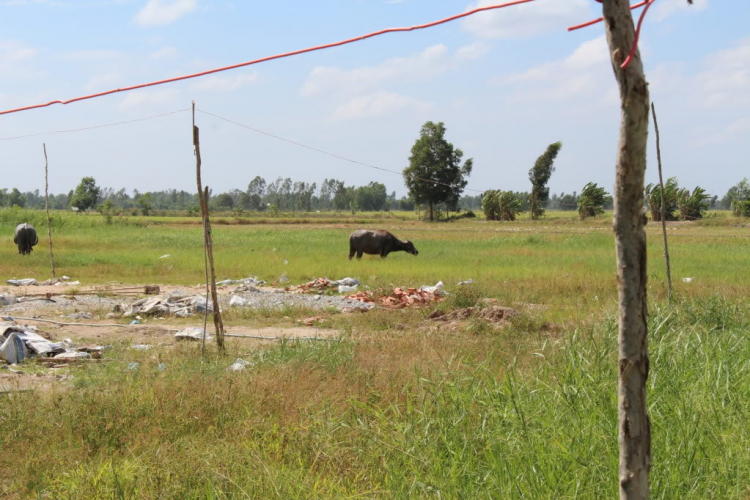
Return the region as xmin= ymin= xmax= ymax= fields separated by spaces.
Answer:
xmin=0 ymin=120 xmax=747 ymax=219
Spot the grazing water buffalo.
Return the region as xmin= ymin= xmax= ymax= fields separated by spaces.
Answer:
xmin=349 ymin=229 xmax=418 ymax=260
xmin=14 ymin=223 xmax=38 ymax=255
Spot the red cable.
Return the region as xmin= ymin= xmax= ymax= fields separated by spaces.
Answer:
xmin=0 ymin=0 xmax=535 ymax=117
xmin=619 ymin=0 xmax=654 ymax=69
xmin=567 ymin=1 xmax=648 ymax=32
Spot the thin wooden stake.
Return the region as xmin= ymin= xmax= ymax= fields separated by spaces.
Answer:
xmin=193 ymin=101 xmax=225 ymax=352
xmin=651 ymin=103 xmax=673 ymax=303
xmin=43 ymin=144 xmax=56 ymax=278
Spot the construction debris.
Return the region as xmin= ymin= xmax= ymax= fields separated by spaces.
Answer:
xmin=216 ymin=277 xmax=266 ymax=287
xmin=122 ymin=293 xmax=213 ymax=318
xmin=6 ymin=276 xmax=76 ymax=287
xmin=287 ymin=277 xmax=360 ymax=294
xmin=347 ymin=282 xmax=447 ymax=309
xmin=0 ymin=321 xmax=105 ymax=365
xmin=175 ymin=327 xmax=211 ymax=341
xmin=227 ymin=358 xmax=252 ymax=372
xmin=0 ymin=294 xmax=17 ymax=306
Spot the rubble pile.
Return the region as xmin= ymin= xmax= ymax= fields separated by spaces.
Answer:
xmin=347 ymin=282 xmax=447 ymax=309
xmin=287 ymin=277 xmax=360 ymax=294
xmin=0 ymin=322 xmax=109 ymax=365
xmin=122 ymin=293 xmax=212 ymax=318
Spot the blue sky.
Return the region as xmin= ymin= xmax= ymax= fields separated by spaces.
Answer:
xmin=0 ymin=0 xmax=747 ymax=199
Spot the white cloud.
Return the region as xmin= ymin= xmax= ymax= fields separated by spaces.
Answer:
xmin=495 ymin=36 xmax=613 ymax=103
xmin=333 ymin=91 xmax=432 ymax=120
xmin=652 ymin=0 xmax=708 ymax=22
xmin=118 ymin=88 xmax=180 ymax=109
xmin=150 ymin=46 xmax=178 ymax=58
xmin=0 ymin=40 xmax=42 ymax=80
xmin=302 ymin=43 xmax=486 ymax=97
xmin=192 ymin=72 xmax=258 ymax=91
xmin=62 ymin=49 xmax=121 ymax=61
xmin=84 ymin=71 xmax=122 ymax=91
xmin=135 ymin=0 xmax=196 ymax=26
xmin=455 ymin=42 xmax=490 ymax=60
xmin=462 ymin=0 xmax=593 ymax=39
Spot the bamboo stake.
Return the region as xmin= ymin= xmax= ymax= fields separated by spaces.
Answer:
xmin=193 ymin=102 xmax=225 ymax=352
xmin=43 ymin=144 xmax=56 ymax=277
xmin=651 ymin=103 xmax=673 ymax=303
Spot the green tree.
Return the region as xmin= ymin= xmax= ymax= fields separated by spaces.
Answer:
xmin=677 ymin=186 xmax=710 ymax=220
xmin=403 ymin=121 xmax=473 ymax=221
xmin=528 ymin=142 xmax=562 ymax=220
xmin=214 ymin=193 xmax=234 ymax=210
xmin=8 ymin=188 xmax=25 ymax=208
xmin=138 ymin=193 xmax=154 ymax=216
xmin=247 ymin=176 xmax=266 ymax=210
xmin=97 ymin=199 xmax=119 ymax=224
xmin=578 ymin=183 xmax=609 ymax=219
xmin=71 ymin=177 xmax=100 ymax=211
xmin=645 ymin=177 xmax=679 ymax=221
xmin=482 ymin=190 xmax=522 ymax=221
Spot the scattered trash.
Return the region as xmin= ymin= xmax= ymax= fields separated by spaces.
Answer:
xmin=288 ymin=277 xmax=360 ymax=294
xmin=0 ymin=323 xmax=67 ymax=364
xmin=216 ymin=277 xmax=266 ymax=287
xmin=279 ymin=274 xmax=289 ymax=283
xmin=420 ymin=281 xmax=445 ymax=296
xmin=54 ymin=351 xmax=91 ymax=359
xmin=175 ymin=327 xmax=211 ymax=341
xmin=159 ymin=254 xmax=171 ymax=259
xmin=6 ymin=279 xmax=37 ymax=286
xmin=126 ymin=362 xmax=140 ymax=371
xmin=7 ymin=276 xmax=76 ymax=287
xmin=338 ymin=284 xmax=359 ymax=294
xmin=283 ymin=259 xmax=289 ymax=265
xmin=682 ymin=277 xmax=694 ymax=283
xmin=227 ymin=358 xmax=252 ymax=372
xmin=130 ymin=320 xmax=140 ymax=325
xmin=0 ymin=294 xmax=17 ymax=306
xmin=457 ymin=279 xmax=474 ymax=286
xmin=157 ymin=363 xmax=167 ymax=371
xmin=130 ymin=344 xmax=152 ymax=350
xmin=0 ymin=332 xmax=28 ymax=364
xmin=229 ymin=295 xmax=248 ymax=307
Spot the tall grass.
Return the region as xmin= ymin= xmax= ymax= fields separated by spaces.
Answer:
xmin=1 ymin=297 xmax=748 ymax=498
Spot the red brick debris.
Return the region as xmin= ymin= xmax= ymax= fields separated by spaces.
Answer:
xmin=347 ymin=287 xmax=445 ymax=309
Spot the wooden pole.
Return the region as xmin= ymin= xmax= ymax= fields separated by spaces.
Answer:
xmin=43 ymin=144 xmax=56 ymax=278
xmin=603 ymin=1 xmax=651 ymax=498
xmin=651 ymin=103 xmax=673 ymax=303
xmin=193 ymin=102 xmax=225 ymax=352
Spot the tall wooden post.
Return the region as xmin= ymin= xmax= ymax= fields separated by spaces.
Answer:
xmin=193 ymin=102 xmax=225 ymax=351
xmin=651 ymin=103 xmax=673 ymax=302
xmin=602 ymin=1 xmax=651 ymax=498
xmin=43 ymin=144 xmax=56 ymax=277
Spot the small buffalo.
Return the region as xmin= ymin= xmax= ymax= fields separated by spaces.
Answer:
xmin=348 ymin=229 xmax=418 ymax=260
xmin=14 ymin=223 xmax=38 ymax=256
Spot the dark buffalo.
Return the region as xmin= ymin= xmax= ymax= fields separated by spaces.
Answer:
xmin=348 ymin=229 xmax=418 ymax=260
xmin=14 ymin=223 xmax=38 ymax=256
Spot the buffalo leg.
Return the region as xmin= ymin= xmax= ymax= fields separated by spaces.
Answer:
xmin=357 ymin=251 xmax=364 ymax=259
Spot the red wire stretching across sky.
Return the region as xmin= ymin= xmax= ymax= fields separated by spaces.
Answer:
xmin=568 ymin=0 xmax=654 ymax=69
xmin=0 ymin=0 xmax=535 ymax=117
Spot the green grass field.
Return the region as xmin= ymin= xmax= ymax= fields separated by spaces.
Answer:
xmin=1 ymin=208 xmax=749 ymax=498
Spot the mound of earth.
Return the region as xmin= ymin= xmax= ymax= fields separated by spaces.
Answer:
xmin=428 ymin=306 xmax=518 ymax=323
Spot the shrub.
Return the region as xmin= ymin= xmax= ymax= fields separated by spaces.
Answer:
xmin=577 ymin=182 xmax=608 ymax=219
xmin=677 ymin=187 xmax=710 ymax=220
xmin=482 ymin=190 xmax=522 ymax=221
xmin=646 ymin=178 xmax=679 ymax=221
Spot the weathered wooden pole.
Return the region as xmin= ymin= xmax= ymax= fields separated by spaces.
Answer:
xmin=43 ymin=144 xmax=56 ymax=277
xmin=193 ymin=101 xmax=225 ymax=351
xmin=651 ymin=103 xmax=673 ymax=303
xmin=602 ymin=1 xmax=651 ymax=498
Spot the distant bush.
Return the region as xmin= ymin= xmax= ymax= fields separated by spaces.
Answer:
xmin=482 ymin=190 xmax=522 ymax=221
xmin=677 ymin=187 xmax=710 ymax=220
xmin=578 ymin=182 xmax=608 ymax=219
xmin=646 ymin=178 xmax=679 ymax=221
xmin=733 ymin=200 xmax=750 ymax=217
